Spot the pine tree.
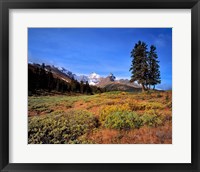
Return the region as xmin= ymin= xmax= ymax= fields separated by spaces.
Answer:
xmin=80 ymin=81 xmax=84 ymax=94
xmin=70 ymin=80 xmax=76 ymax=92
xmin=130 ymin=41 xmax=149 ymax=91
xmin=40 ymin=63 xmax=47 ymax=89
xmin=85 ymin=81 xmax=92 ymax=94
xmin=147 ymin=45 xmax=161 ymax=89
xmin=47 ymin=69 xmax=54 ymax=92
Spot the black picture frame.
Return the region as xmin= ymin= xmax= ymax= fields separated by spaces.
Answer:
xmin=0 ymin=0 xmax=200 ymax=171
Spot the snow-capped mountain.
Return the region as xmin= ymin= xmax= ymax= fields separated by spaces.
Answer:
xmin=48 ymin=64 xmax=102 ymax=85
xmin=28 ymin=62 xmax=102 ymax=85
xmin=73 ymin=72 xmax=101 ymax=85
xmin=88 ymin=72 xmax=101 ymax=85
xmin=28 ymin=62 xmax=141 ymax=91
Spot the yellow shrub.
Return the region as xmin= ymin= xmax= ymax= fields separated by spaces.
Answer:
xmin=99 ymin=104 xmax=130 ymax=123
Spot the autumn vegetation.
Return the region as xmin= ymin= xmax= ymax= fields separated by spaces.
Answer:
xmin=28 ymin=91 xmax=172 ymax=144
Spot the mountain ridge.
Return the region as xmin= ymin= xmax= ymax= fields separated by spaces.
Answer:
xmin=28 ymin=62 xmax=141 ymax=92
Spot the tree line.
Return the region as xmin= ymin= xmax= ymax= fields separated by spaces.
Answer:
xmin=130 ymin=40 xmax=161 ymax=91
xmin=28 ymin=63 xmax=105 ymax=95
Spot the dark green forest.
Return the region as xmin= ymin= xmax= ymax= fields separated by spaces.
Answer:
xmin=28 ymin=63 xmax=106 ymax=95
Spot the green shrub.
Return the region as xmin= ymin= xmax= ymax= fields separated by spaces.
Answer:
xmin=100 ymin=106 xmax=163 ymax=130
xmin=140 ymin=111 xmax=163 ymax=127
xmin=103 ymin=111 xmax=141 ymax=130
xmin=28 ymin=110 xmax=98 ymax=144
xmin=99 ymin=104 xmax=130 ymax=123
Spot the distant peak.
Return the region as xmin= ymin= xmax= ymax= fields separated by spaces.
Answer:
xmin=108 ymin=73 xmax=116 ymax=81
xmin=89 ymin=72 xmax=100 ymax=78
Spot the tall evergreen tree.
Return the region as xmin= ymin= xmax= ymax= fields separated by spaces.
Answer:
xmin=147 ymin=45 xmax=161 ymax=89
xmin=47 ymin=69 xmax=54 ymax=92
xmin=70 ymin=80 xmax=76 ymax=92
xmin=85 ymin=81 xmax=92 ymax=94
xmin=130 ymin=41 xmax=149 ymax=91
xmin=80 ymin=81 xmax=84 ymax=93
xmin=40 ymin=63 xmax=48 ymax=89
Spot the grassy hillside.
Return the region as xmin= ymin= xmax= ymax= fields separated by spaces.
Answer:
xmin=28 ymin=91 xmax=172 ymax=144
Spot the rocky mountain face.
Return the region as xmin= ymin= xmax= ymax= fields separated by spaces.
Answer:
xmin=28 ymin=62 xmax=141 ymax=92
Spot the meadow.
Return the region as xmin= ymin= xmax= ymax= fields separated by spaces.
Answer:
xmin=28 ymin=91 xmax=172 ymax=144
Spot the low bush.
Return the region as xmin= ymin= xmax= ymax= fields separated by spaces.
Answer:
xmin=28 ymin=110 xmax=98 ymax=144
xmin=104 ymin=111 xmax=141 ymax=130
xmin=99 ymin=104 xmax=130 ymax=123
xmin=100 ymin=104 xmax=165 ymax=130
xmin=140 ymin=110 xmax=163 ymax=127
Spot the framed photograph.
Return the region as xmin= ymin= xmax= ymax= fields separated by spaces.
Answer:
xmin=0 ymin=0 xmax=199 ymax=171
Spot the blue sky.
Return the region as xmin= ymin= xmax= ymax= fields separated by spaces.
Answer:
xmin=28 ymin=28 xmax=172 ymax=90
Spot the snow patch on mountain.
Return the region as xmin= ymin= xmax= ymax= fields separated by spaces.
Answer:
xmin=57 ymin=66 xmax=74 ymax=79
xmin=74 ymin=72 xmax=101 ymax=85
xmin=88 ymin=72 xmax=101 ymax=85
